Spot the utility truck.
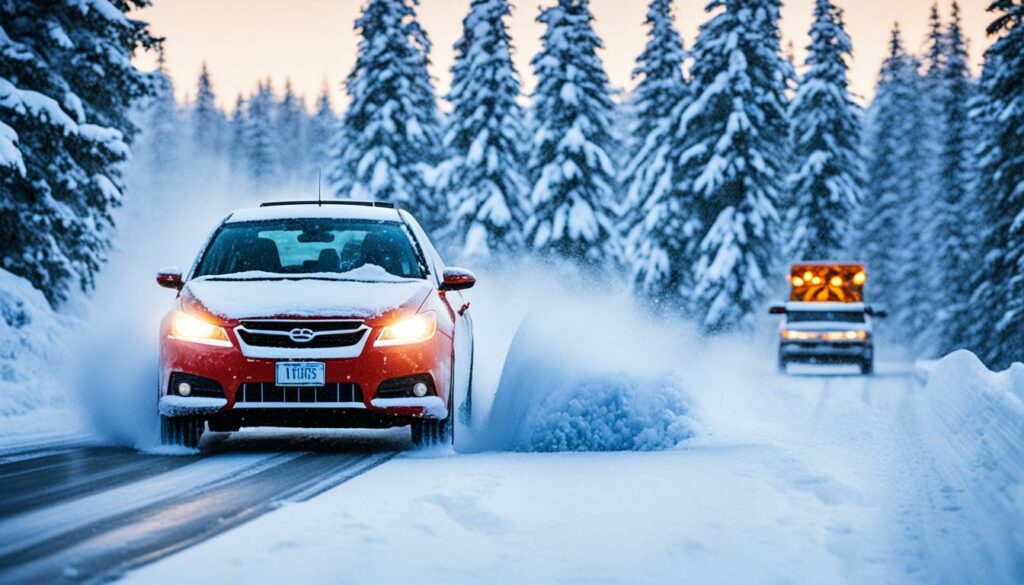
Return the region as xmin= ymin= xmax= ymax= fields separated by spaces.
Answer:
xmin=769 ymin=263 xmax=886 ymax=375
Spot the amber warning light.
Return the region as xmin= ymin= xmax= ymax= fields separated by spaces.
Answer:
xmin=789 ymin=264 xmax=866 ymax=303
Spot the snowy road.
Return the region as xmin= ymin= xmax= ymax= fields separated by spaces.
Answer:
xmin=0 ymin=432 xmax=401 ymax=585
xmin=0 ymin=357 xmax=1021 ymax=585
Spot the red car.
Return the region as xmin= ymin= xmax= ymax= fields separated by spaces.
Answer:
xmin=155 ymin=201 xmax=475 ymax=449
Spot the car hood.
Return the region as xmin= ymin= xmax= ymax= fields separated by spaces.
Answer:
xmin=182 ymin=276 xmax=433 ymax=322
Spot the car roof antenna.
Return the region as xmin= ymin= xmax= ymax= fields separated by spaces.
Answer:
xmin=317 ymin=168 xmax=323 ymax=207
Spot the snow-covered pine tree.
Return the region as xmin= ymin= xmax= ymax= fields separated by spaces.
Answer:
xmin=328 ymin=0 xmax=444 ymax=228
xmin=860 ymin=25 xmax=929 ymax=340
xmin=276 ymin=79 xmax=306 ymax=186
xmin=441 ymin=0 xmax=528 ymax=261
xmin=192 ymin=61 xmax=225 ymax=156
xmin=680 ymin=0 xmax=792 ymax=332
xmin=243 ymin=80 xmax=281 ymax=186
xmin=306 ymin=82 xmax=337 ymax=182
xmin=965 ymin=0 xmax=1024 ymax=368
xmin=0 ymin=0 xmax=154 ymax=305
xmin=228 ymin=93 xmax=248 ymax=176
xmin=931 ymin=1 xmax=977 ymax=354
xmin=786 ymin=0 xmax=863 ymax=261
xmin=138 ymin=47 xmax=181 ymax=180
xmin=620 ymin=0 xmax=692 ymax=306
xmin=526 ymin=0 xmax=621 ymax=269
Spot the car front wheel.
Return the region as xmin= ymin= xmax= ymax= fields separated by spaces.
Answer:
xmin=160 ymin=415 xmax=204 ymax=449
xmin=411 ymin=390 xmax=453 ymax=448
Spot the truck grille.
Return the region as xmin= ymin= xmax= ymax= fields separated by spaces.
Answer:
xmin=236 ymin=320 xmax=368 ymax=349
xmin=235 ymin=382 xmax=364 ymax=405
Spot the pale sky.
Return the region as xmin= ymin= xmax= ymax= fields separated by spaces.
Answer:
xmin=133 ymin=0 xmax=993 ymax=112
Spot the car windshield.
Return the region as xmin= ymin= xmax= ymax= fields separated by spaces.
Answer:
xmin=787 ymin=311 xmax=865 ymax=323
xmin=194 ymin=218 xmax=427 ymax=280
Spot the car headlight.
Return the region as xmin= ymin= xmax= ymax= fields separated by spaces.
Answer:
xmin=822 ymin=330 xmax=869 ymax=341
xmin=782 ymin=330 xmax=819 ymax=340
xmin=169 ymin=311 xmax=233 ymax=347
xmin=375 ymin=311 xmax=437 ymax=347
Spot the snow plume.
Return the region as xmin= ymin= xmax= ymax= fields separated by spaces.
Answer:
xmin=68 ymin=156 xmax=252 ymax=449
xmin=464 ymin=262 xmax=700 ymax=453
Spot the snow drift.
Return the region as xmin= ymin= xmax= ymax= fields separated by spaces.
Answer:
xmin=471 ymin=269 xmax=696 ymax=452
xmin=918 ymin=350 xmax=1024 ymax=575
xmin=0 ymin=269 xmax=66 ymax=418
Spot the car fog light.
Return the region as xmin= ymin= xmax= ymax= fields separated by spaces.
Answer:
xmin=177 ymin=382 xmax=192 ymax=397
xmin=412 ymin=382 xmax=429 ymax=397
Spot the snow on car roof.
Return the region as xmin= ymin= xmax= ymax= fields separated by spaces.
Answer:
xmin=225 ymin=203 xmax=403 ymax=224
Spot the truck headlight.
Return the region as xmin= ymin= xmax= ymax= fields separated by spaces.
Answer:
xmin=169 ymin=311 xmax=233 ymax=347
xmin=782 ymin=330 xmax=819 ymax=340
xmin=822 ymin=330 xmax=869 ymax=341
xmin=376 ymin=311 xmax=437 ymax=347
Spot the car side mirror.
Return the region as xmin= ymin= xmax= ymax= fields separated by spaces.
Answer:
xmin=768 ymin=305 xmax=787 ymax=315
xmin=156 ymin=267 xmax=184 ymax=290
xmin=441 ymin=267 xmax=476 ymax=291
xmin=867 ymin=306 xmax=888 ymax=318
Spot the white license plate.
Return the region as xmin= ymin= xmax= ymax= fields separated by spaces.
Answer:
xmin=275 ymin=362 xmax=326 ymax=387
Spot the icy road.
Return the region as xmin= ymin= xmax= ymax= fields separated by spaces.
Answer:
xmin=0 ymin=355 xmax=1020 ymax=585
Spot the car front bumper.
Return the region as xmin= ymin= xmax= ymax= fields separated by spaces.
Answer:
xmin=158 ymin=332 xmax=453 ymax=424
xmin=779 ymin=341 xmax=873 ymax=363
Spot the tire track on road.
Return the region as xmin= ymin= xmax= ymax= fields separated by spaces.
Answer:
xmin=0 ymin=441 xmax=398 ymax=585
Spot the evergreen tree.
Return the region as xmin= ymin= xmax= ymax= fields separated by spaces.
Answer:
xmin=441 ymin=0 xmax=528 ymax=261
xmin=932 ymin=1 xmax=978 ymax=354
xmin=620 ymin=0 xmax=691 ymax=305
xmin=860 ymin=25 xmax=929 ymax=339
xmin=243 ymin=80 xmax=281 ymax=185
xmin=679 ymin=0 xmax=792 ymax=331
xmin=786 ymin=0 xmax=864 ymax=260
xmin=526 ymin=0 xmax=621 ymax=268
xmin=192 ymin=61 xmax=225 ymax=156
xmin=307 ymin=82 xmax=337 ymax=181
xmin=0 ymin=0 xmax=154 ymax=305
xmin=276 ymin=79 xmax=306 ymax=186
xmin=967 ymin=0 xmax=1024 ymax=368
xmin=328 ymin=0 xmax=444 ymax=228
xmin=138 ymin=47 xmax=181 ymax=179
xmin=228 ymin=93 xmax=247 ymax=175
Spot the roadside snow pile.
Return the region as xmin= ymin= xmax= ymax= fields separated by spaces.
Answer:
xmin=482 ymin=289 xmax=695 ymax=452
xmin=922 ymin=350 xmax=1024 ymax=561
xmin=0 ymin=269 xmax=66 ymax=417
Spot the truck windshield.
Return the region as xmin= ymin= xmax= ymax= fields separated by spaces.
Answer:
xmin=787 ymin=311 xmax=865 ymax=323
xmin=194 ymin=219 xmax=427 ymax=280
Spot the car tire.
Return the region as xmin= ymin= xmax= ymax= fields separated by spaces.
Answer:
xmin=411 ymin=390 xmax=453 ymax=449
xmin=861 ymin=359 xmax=874 ymax=376
xmin=777 ymin=356 xmax=788 ymax=374
xmin=458 ymin=342 xmax=474 ymax=427
xmin=160 ymin=415 xmax=204 ymax=449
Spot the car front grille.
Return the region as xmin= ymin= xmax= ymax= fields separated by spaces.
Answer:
xmin=235 ymin=382 xmax=364 ymax=405
xmin=236 ymin=320 xmax=368 ymax=349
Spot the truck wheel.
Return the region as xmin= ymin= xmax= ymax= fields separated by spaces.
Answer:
xmin=777 ymin=357 xmax=788 ymax=374
xmin=160 ymin=415 xmax=204 ymax=449
xmin=860 ymin=359 xmax=875 ymax=376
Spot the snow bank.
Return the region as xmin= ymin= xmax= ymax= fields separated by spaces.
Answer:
xmin=0 ymin=269 xmax=65 ymax=417
xmin=921 ymin=350 xmax=1024 ymax=571
xmin=472 ymin=267 xmax=695 ymax=452
xmin=0 ymin=269 xmax=86 ymax=446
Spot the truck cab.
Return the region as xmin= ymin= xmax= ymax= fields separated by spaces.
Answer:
xmin=770 ymin=263 xmax=885 ymax=375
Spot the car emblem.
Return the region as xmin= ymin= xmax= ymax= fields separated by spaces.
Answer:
xmin=288 ymin=328 xmax=316 ymax=343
